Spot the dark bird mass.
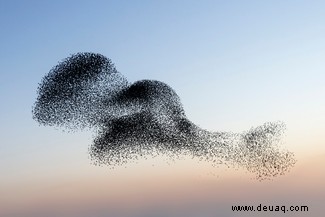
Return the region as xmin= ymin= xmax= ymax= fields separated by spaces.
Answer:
xmin=33 ymin=52 xmax=296 ymax=180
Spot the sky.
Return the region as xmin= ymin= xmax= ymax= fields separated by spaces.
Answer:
xmin=0 ymin=0 xmax=324 ymax=216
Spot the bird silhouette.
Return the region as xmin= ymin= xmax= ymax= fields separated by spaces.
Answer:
xmin=33 ymin=52 xmax=296 ymax=180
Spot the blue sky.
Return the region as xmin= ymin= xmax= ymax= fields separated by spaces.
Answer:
xmin=0 ymin=1 xmax=325 ymax=216
xmin=1 ymin=0 xmax=325 ymax=167
xmin=2 ymin=0 xmax=324 ymax=133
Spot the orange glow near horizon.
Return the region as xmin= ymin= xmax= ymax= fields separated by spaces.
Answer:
xmin=1 ymin=152 xmax=324 ymax=216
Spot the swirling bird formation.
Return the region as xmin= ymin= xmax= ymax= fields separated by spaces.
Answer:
xmin=33 ymin=52 xmax=296 ymax=180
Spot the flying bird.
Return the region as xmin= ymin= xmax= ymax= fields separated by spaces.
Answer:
xmin=33 ymin=52 xmax=296 ymax=180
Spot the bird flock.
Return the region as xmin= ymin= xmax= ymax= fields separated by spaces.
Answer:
xmin=33 ymin=52 xmax=296 ymax=180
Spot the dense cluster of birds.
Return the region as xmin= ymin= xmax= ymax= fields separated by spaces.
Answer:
xmin=33 ymin=52 xmax=296 ymax=180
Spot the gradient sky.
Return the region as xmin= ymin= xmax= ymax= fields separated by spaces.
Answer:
xmin=0 ymin=1 xmax=324 ymax=216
